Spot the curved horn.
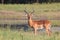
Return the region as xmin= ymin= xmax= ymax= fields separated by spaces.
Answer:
xmin=31 ymin=8 xmax=35 ymax=14
xmin=24 ymin=8 xmax=28 ymax=14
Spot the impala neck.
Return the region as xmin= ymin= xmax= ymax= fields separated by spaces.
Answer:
xmin=28 ymin=16 xmax=33 ymax=27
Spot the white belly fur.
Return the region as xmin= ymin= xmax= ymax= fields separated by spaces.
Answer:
xmin=37 ymin=25 xmax=44 ymax=29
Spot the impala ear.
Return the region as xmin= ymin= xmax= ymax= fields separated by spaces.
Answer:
xmin=25 ymin=13 xmax=28 ymax=16
xmin=31 ymin=14 xmax=34 ymax=16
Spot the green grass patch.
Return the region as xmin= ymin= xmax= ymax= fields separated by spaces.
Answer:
xmin=0 ymin=3 xmax=60 ymax=12
xmin=51 ymin=20 xmax=60 ymax=26
xmin=0 ymin=28 xmax=60 ymax=40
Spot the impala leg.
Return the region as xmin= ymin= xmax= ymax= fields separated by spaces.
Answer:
xmin=48 ymin=29 xmax=52 ymax=36
xmin=46 ymin=29 xmax=50 ymax=36
xmin=34 ymin=28 xmax=37 ymax=35
xmin=46 ymin=29 xmax=51 ymax=36
xmin=45 ymin=24 xmax=52 ymax=36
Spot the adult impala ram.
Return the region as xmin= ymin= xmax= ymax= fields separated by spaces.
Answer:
xmin=24 ymin=9 xmax=51 ymax=36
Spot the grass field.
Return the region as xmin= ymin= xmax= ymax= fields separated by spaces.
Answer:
xmin=0 ymin=3 xmax=60 ymax=12
xmin=0 ymin=28 xmax=60 ymax=40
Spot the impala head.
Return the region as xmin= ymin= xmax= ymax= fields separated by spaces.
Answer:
xmin=24 ymin=8 xmax=34 ymax=19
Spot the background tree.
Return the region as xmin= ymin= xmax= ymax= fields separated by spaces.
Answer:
xmin=1 ymin=0 xmax=4 ymax=4
xmin=36 ymin=0 xmax=39 ymax=3
xmin=48 ymin=0 xmax=51 ymax=3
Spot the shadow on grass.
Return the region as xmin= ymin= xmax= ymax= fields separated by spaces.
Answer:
xmin=0 ymin=24 xmax=29 ymax=32
xmin=0 ymin=24 xmax=60 ymax=32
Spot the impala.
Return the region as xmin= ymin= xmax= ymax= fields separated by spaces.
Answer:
xmin=24 ymin=9 xmax=51 ymax=36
